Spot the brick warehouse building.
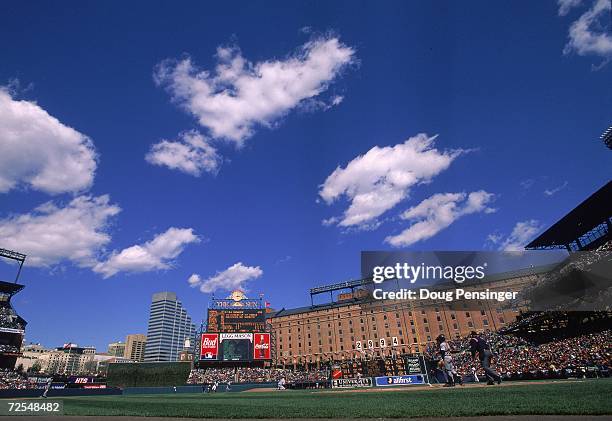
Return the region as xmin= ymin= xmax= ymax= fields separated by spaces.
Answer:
xmin=268 ymin=265 xmax=553 ymax=369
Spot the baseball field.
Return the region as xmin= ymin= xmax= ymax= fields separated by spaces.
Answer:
xmin=55 ymin=379 xmax=612 ymax=418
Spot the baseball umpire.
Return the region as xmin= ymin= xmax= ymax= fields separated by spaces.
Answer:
xmin=469 ymin=331 xmax=501 ymax=385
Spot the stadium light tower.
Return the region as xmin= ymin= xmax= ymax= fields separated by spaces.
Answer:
xmin=601 ymin=125 xmax=612 ymax=150
xmin=0 ymin=248 xmax=26 ymax=283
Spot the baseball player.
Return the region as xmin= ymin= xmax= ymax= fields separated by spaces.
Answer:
xmin=469 ymin=331 xmax=501 ymax=385
xmin=436 ymin=334 xmax=463 ymax=386
xmin=42 ymin=378 xmax=52 ymax=398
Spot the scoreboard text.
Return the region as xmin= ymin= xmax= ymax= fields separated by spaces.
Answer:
xmin=207 ymin=309 xmax=265 ymax=333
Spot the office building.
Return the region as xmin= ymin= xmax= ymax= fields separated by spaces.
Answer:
xmin=107 ymin=341 xmax=125 ymax=357
xmin=144 ymin=292 xmax=195 ymax=362
xmin=124 ymin=334 xmax=147 ymax=362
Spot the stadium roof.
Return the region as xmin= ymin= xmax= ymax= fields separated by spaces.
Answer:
xmin=526 ymin=181 xmax=612 ymax=250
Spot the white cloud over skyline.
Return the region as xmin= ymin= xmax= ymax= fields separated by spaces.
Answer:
xmin=385 ymin=190 xmax=496 ymax=247
xmin=146 ymin=130 xmax=221 ymax=176
xmin=0 ymin=89 xmax=97 ymax=195
xmin=0 ymin=195 xmax=120 ymax=267
xmin=154 ymin=36 xmax=355 ymax=145
xmin=189 ymin=262 xmax=263 ymax=293
xmin=319 ymin=134 xmax=464 ymax=228
xmin=93 ymin=227 xmax=200 ymax=278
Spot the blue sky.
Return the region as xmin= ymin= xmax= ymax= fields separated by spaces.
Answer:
xmin=0 ymin=1 xmax=610 ymax=351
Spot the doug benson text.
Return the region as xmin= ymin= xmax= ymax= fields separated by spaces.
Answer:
xmin=373 ymin=288 xmax=518 ymax=302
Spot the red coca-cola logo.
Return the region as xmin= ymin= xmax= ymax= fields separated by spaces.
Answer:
xmin=253 ymin=333 xmax=271 ymax=359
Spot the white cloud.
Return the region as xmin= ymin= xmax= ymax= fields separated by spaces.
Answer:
xmin=558 ymin=0 xmax=582 ymax=16
xmin=385 ymin=191 xmax=495 ymax=247
xmin=0 ymin=89 xmax=97 ymax=194
xmin=93 ymin=227 xmax=200 ymax=278
xmin=562 ymin=0 xmax=612 ymax=62
xmin=0 ymin=195 xmax=120 ymax=267
xmin=154 ymin=36 xmax=355 ymax=145
xmin=331 ymin=95 xmax=344 ymax=106
xmin=520 ymin=179 xmax=535 ymax=190
xmin=319 ymin=134 xmax=464 ymax=228
xmin=188 ymin=273 xmax=202 ymax=287
xmin=146 ymin=130 xmax=221 ymax=176
xmin=189 ymin=262 xmax=263 ymax=293
xmin=495 ymin=220 xmax=543 ymax=251
xmin=544 ymin=181 xmax=568 ymax=196
xmin=486 ymin=232 xmax=503 ymax=245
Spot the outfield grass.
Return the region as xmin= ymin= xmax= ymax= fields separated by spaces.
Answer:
xmin=61 ymin=379 xmax=612 ymax=418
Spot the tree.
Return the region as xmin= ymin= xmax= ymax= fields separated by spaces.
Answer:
xmin=29 ymin=361 xmax=41 ymax=373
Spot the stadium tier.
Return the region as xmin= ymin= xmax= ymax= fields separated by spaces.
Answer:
xmin=525 ymin=181 xmax=612 ymax=252
xmin=504 ymin=181 xmax=612 ymax=342
xmin=0 ymin=280 xmax=27 ymax=369
xmin=0 ymin=249 xmax=28 ymax=370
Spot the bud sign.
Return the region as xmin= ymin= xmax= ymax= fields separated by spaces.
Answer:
xmin=201 ymin=333 xmax=219 ymax=360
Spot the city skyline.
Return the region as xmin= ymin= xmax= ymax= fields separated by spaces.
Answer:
xmin=0 ymin=1 xmax=610 ymax=350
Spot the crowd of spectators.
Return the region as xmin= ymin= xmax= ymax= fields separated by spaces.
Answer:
xmin=0 ymin=344 xmax=20 ymax=353
xmin=0 ymin=305 xmax=24 ymax=330
xmin=519 ymin=240 xmax=612 ymax=312
xmin=187 ymin=330 xmax=610 ymax=385
xmin=0 ymin=369 xmax=32 ymax=389
xmin=187 ymin=367 xmax=328 ymax=385
xmin=431 ymin=329 xmax=611 ymax=381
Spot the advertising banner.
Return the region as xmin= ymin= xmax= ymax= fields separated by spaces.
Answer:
xmin=253 ymin=333 xmax=271 ymax=360
xmin=332 ymin=378 xmax=373 ymax=388
xmin=220 ymin=333 xmax=253 ymax=341
xmin=375 ymin=375 xmax=426 ymax=387
xmin=200 ymin=333 xmax=219 ymax=360
xmin=404 ymin=355 xmax=427 ymax=375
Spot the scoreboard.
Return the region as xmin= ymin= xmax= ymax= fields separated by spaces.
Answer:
xmin=207 ymin=309 xmax=265 ymax=333
xmin=201 ymin=290 xmax=271 ymax=362
xmin=200 ymin=333 xmax=271 ymax=361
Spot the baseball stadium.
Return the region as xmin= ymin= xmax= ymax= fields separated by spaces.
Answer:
xmin=0 ymin=182 xmax=610 ymax=420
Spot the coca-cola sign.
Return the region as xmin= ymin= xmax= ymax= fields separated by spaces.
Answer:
xmin=253 ymin=333 xmax=271 ymax=360
xmin=201 ymin=333 xmax=219 ymax=360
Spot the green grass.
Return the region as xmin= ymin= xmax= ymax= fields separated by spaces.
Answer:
xmin=59 ymin=379 xmax=612 ymax=418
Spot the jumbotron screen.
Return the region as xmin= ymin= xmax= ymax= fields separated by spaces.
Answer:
xmin=207 ymin=308 xmax=266 ymax=333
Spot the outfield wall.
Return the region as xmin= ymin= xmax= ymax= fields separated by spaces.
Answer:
xmin=107 ymin=362 xmax=191 ymax=388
